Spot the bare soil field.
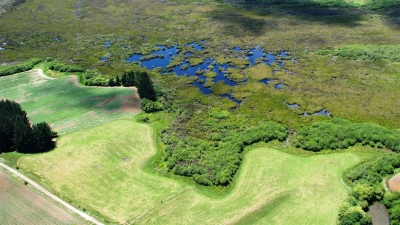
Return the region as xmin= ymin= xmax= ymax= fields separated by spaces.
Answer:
xmin=0 ymin=169 xmax=83 ymax=225
xmin=389 ymin=173 xmax=400 ymax=192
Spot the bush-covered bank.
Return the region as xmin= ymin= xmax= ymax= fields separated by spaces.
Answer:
xmin=339 ymin=154 xmax=400 ymax=225
xmin=160 ymin=120 xmax=287 ymax=185
xmin=0 ymin=58 xmax=41 ymax=76
xmin=294 ymin=118 xmax=400 ymax=152
xmin=45 ymin=58 xmax=84 ymax=73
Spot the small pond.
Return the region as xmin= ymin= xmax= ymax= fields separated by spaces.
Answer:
xmin=105 ymin=41 xmax=112 ymax=47
xmin=274 ymin=83 xmax=286 ymax=90
xmin=285 ymin=102 xmax=300 ymax=109
xmin=301 ymin=109 xmax=331 ymax=117
xmin=125 ymin=42 xmax=294 ymax=104
xmin=368 ymin=202 xmax=390 ymax=225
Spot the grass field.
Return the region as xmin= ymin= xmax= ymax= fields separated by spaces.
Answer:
xmin=0 ymin=169 xmax=84 ymax=225
xmin=18 ymin=119 xmax=361 ymax=224
xmin=0 ymin=69 xmax=140 ymax=135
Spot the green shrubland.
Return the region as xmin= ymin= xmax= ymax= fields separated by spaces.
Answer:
xmin=294 ymin=118 xmax=400 ymax=152
xmin=162 ymin=121 xmax=287 ymax=185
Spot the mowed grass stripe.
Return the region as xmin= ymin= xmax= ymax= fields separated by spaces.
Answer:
xmin=19 ymin=120 xmax=183 ymax=223
xmin=0 ymin=170 xmax=83 ymax=225
xmin=0 ymin=70 xmax=138 ymax=135
xmin=19 ymin=119 xmax=360 ymax=224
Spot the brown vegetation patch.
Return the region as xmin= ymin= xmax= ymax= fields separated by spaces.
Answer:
xmin=121 ymin=88 xmax=141 ymax=113
xmin=389 ymin=173 xmax=400 ymax=192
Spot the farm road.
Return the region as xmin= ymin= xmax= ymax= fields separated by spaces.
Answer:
xmin=0 ymin=162 xmax=104 ymax=225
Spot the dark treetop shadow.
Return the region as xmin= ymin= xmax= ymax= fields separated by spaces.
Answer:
xmin=208 ymin=0 xmax=400 ymax=32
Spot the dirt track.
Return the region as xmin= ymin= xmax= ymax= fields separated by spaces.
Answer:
xmin=0 ymin=162 xmax=104 ymax=225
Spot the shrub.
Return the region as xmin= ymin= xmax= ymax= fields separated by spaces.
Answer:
xmin=141 ymin=98 xmax=164 ymax=113
xmin=0 ymin=58 xmax=41 ymax=77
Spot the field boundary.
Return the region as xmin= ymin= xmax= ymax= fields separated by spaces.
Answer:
xmin=0 ymin=162 xmax=104 ymax=225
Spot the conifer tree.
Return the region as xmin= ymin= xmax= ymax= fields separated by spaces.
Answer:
xmin=136 ymin=71 xmax=156 ymax=101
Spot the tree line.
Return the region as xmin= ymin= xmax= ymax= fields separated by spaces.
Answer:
xmin=0 ymin=100 xmax=57 ymax=154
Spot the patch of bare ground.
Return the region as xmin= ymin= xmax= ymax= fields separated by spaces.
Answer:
xmin=121 ymin=88 xmax=141 ymax=113
xmin=0 ymin=169 xmax=82 ymax=225
xmin=389 ymin=173 xmax=400 ymax=192
xmin=69 ymin=75 xmax=141 ymax=113
xmin=70 ymin=75 xmax=80 ymax=87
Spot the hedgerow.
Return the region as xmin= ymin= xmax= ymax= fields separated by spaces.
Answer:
xmin=0 ymin=58 xmax=41 ymax=77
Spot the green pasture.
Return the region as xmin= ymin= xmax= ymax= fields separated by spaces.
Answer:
xmin=0 ymin=70 xmax=138 ymax=135
xmin=18 ymin=119 xmax=361 ymax=224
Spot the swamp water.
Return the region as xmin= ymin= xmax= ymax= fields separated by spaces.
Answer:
xmin=123 ymin=42 xmax=330 ymax=114
xmin=125 ymin=42 xmax=291 ymax=105
xmin=368 ymin=202 xmax=390 ymax=225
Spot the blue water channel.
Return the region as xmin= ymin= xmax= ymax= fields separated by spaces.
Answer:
xmin=125 ymin=42 xmax=294 ymax=105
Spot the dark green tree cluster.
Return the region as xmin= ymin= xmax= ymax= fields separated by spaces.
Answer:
xmin=0 ymin=58 xmax=41 ymax=77
xmin=135 ymin=71 xmax=156 ymax=101
xmin=0 ymin=99 xmax=57 ymax=154
xmin=162 ymin=122 xmax=287 ymax=185
xmin=120 ymin=71 xmax=136 ymax=87
xmin=338 ymin=154 xmax=400 ymax=225
xmin=294 ymin=118 xmax=400 ymax=151
xmin=108 ymin=71 xmax=136 ymax=87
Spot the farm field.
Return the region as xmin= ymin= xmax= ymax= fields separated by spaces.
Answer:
xmin=0 ymin=169 xmax=84 ymax=225
xmin=19 ymin=119 xmax=360 ymax=224
xmin=0 ymin=69 xmax=140 ymax=135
